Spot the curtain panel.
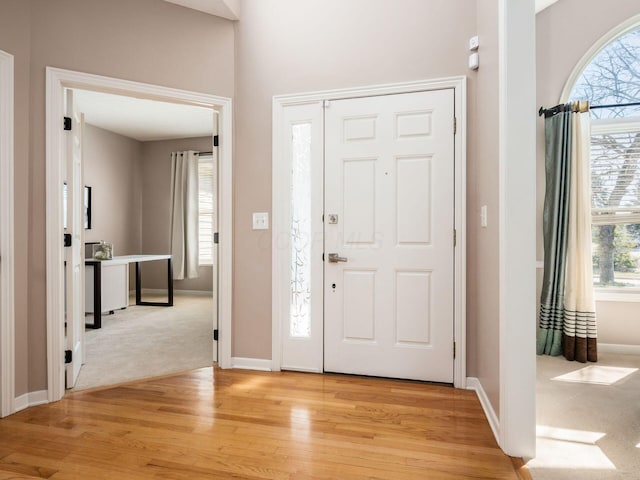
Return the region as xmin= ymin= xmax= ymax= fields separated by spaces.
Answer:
xmin=170 ymin=151 xmax=200 ymax=280
xmin=537 ymin=103 xmax=597 ymax=363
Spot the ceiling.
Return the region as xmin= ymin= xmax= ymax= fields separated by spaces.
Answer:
xmin=73 ymin=89 xmax=214 ymax=142
xmin=163 ymin=0 xmax=554 ymax=18
xmin=163 ymin=0 xmax=240 ymax=20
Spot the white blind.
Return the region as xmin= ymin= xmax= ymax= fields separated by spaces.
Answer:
xmin=198 ymin=157 xmax=214 ymax=265
xmin=591 ymin=130 xmax=640 ymax=225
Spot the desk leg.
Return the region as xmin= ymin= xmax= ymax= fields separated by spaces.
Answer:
xmin=135 ymin=261 xmax=142 ymax=305
xmin=86 ymin=262 xmax=102 ymax=329
xmin=136 ymin=258 xmax=173 ymax=307
xmin=167 ymin=258 xmax=173 ymax=306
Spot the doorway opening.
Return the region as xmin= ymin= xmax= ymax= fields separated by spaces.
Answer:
xmin=46 ymin=68 xmax=233 ymax=402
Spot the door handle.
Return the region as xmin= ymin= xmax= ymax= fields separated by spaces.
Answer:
xmin=328 ymin=253 xmax=348 ymax=263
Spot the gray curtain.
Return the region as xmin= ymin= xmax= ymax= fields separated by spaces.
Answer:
xmin=170 ymin=151 xmax=200 ymax=280
xmin=537 ymin=103 xmax=597 ymax=363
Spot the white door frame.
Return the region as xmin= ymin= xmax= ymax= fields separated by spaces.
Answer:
xmin=0 ymin=49 xmax=15 ymax=417
xmin=272 ymin=77 xmax=467 ymax=388
xmin=45 ymin=67 xmax=233 ymax=402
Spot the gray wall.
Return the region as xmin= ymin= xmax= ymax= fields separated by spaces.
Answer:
xmin=84 ymin=124 xmax=142 ymax=257
xmin=140 ymin=136 xmax=214 ymax=293
xmin=536 ymin=0 xmax=640 ymax=346
xmin=234 ymin=0 xmax=482 ymax=363
xmin=0 ymin=0 xmax=234 ymax=396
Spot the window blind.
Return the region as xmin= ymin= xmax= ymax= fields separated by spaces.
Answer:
xmin=591 ymin=131 xmax=640 ymax=225
xmin=198 ymin=158 xmax=214 ymax=265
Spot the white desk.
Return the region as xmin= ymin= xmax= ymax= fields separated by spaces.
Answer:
xmin=85 ymin=254 xmax=173 ymax=329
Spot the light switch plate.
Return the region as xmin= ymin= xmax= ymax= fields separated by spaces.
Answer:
xmin=252 ymin=212 xmax=269 ymax=230
xmin=469 ymin=52 xmax=479 ymax=70
xmin=480 ymin=205 xmax=488 ymax=228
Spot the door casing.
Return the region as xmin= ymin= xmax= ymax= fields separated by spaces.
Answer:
xmin=271 ymin=77 xmax=467 ymax=388
xmin=0 ymin=49 xmax=15 ymax=417
xmin=45 ymin=67 xmax=234 ymax=402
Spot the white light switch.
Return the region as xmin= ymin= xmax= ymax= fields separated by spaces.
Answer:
xmin=469 ymin=52 xmax=480 ymax=70
xmin=480 ymin=205 xmax=488 ymax=228
xmin=252 ymin=212 xmax=269 ymax=230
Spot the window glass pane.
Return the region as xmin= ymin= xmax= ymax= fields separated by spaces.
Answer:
xmin=290 ymin=123 xmax=312 ymax=338
xmin=569 ymin=27 xmax=640 ymax=119
xmin=199 ymin=158 xmax=214 ymax=265
xmin=593 ymin=224 xmax=640 ymax=287
xmin=591 ymin=132 xmax=640 ymax=224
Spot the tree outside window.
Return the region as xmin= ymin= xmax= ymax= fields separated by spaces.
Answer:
xmin=569 ymin=26 xmax=640 ymax=288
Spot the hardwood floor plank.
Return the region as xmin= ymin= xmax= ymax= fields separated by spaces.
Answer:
xmin=0 ymin=368 xmax=520 ymax=480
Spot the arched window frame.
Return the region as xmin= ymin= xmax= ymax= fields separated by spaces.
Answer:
xmin=561 ymin=15 xmax=640 ymax=297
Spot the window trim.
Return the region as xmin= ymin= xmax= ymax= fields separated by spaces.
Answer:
xmin=560 ymin=19 xmax=640 ymax=300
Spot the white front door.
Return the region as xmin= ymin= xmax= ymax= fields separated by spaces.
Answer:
xmin=324 ymin=90 xmax=455 ymax=382
xmin=64 ymin=89 xmax=85 ymax=389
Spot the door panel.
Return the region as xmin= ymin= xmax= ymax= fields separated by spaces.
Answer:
xmin=324 ymin=90 xmax=455 ymax=383
xmin=65 ymin=89 xmax=85 ymax=389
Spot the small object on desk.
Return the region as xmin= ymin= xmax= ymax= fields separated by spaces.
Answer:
xmin=92 ymin=241 xmax=113 ymax=260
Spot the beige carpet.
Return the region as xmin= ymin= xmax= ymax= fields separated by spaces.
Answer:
xmin=529 ymin=352 xmax=640 ymax=480
xmin=71 ymin=293 xmax=213 ymax=391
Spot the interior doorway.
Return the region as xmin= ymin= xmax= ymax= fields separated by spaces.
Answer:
xmin=63 ymin=87 xmax=219 ymax=391
xmin=46 ymin=67 xmax=233 ymax=402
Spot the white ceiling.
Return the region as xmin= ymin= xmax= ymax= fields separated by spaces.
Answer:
xmin=73 ymin=89 xmax=214 ymax=142
xmin=163 ymin=0 xmax=240 ymax=20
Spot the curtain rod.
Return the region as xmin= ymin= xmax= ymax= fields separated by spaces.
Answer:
xmin=173 ymin=151 xmax=213 ymax=156
xmin=539 ymin=101 xmax=640 ymax=118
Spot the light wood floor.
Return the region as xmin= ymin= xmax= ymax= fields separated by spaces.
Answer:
xmin=0 ymin=368 xmax=524 ymax=480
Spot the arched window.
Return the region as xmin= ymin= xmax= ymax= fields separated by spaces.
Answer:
xmin=568 ymin=25 xmax=640 ymax=290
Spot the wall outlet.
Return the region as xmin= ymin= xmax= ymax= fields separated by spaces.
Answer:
xmin=252 ymin=212 xmax=269 ymax=230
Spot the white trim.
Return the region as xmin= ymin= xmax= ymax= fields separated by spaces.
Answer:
xmin=595 ymin=291 xmax=640 ymax=302
xmin=598 ymin=343 xmax=640 ymax=355
xmin=231 ymin=357 xmax=272 ymax=371
xmin=498 ymin=0 xmax=537 ymax=459
xmin=135 ymin=288 xmax=214 ymax=296
xmin=46 ymin=67 xmax=233 ymax=403
xmin=560 ymin=14 xmax=640 ymax=102
xmin=0 ymin=50 xmax=15 ymax=418
xmin=14 ymin=390 xmax=48 ymax=413
xmin=272 ymin=77 xmax=467 ymax=387
xmin=536 ymin=261 xmax=544 ymax=269
xmin=466 ymin=377 xmax=500 ymax=445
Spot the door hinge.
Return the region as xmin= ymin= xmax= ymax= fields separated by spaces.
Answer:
xmin=214 ymin=135 xmax=219 ymax=147
xmin=214 ymin=232 xmax=219 ymax=244
xmin=453 ymin=116 xmax=457 ymax=135
xmin=213 ymin=329 xmax=219 ymax=341
xmin=64 ymin=233 xmax=72 ymax=247
xmin=65 ymin=350 xmax=72 ymax=364
xmin=453 ymin=342 xmax=456 ymax=359
xmin=453 ymin=229 xmax=457 ymax=247
xmin=322 ymin=253 xmax=325 ymax=262
xmin=64 ymin=116 xmax=72 ymax=131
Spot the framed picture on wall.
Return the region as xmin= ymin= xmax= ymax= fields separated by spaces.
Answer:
xmin=84 ymin=186 xmax=92 ymax=230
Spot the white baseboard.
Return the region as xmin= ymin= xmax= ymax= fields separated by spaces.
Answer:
xmin=466 ymin=377 xmax=500 ymax=446
xmin=231 ymin=357 xmax=272 ymax=371
xmin=598 ymin=343 xmax=640 ymax=355
xmin=14 ymin=390 xmax=48 ymax=413
xmin=130 ymin=288 xmax=213 ymax=296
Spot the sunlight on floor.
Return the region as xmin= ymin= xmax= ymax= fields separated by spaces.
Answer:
xmin=527 ymin=425 xmax=616 ymax=470
xmin=552 ymin=365 xmax=638 ymax=385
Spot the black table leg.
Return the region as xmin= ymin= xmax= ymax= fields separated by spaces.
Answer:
xmin=136 ymin=258 xmax=174 ymax=307
xmin=86 ymin=261 xmax=102 ymax=329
